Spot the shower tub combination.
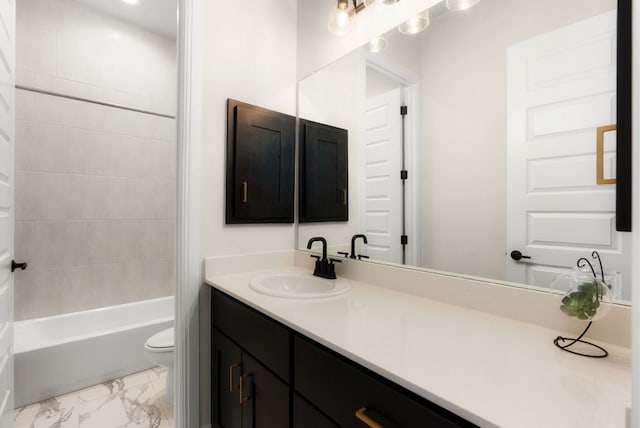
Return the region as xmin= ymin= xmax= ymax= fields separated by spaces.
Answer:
xmin=13 ymin=296 xmax=174 ymax=408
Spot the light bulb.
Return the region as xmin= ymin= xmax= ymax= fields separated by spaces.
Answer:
xmin=328 ymin=7 xmax=351 ymax=35
xmin=364 ymin=0 xmax=399 ymax=12
xmin=446 ymin=0 xmax=480 ymax=11
xmin=368 ymin=36 xmax=388 ymax=53
xmin=398 ymin=10 xmax=429 ymax=35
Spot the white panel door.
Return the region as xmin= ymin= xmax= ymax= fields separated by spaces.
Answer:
xmin=507 ymin=10 xmax=630 ymax=298
xmin=363 ymin=88 xmax=403 ymax=263
xmin=0 ymin=0 xmax=13 ymax=425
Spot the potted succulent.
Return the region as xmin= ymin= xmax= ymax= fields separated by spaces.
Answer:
xmin=551 ymin=251 xmax=613 ymax=358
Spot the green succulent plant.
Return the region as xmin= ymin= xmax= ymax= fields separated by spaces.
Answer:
xmin=560 ymin=280 xmax=607 ymax=320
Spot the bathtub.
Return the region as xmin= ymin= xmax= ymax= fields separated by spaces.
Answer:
xmin=13 ymin=296 xmax=173 ymax=408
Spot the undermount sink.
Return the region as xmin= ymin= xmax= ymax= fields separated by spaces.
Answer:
xmin=249 ymin=271 xmax=350 ymax=298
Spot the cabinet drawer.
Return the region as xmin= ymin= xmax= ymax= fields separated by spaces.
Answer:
xmin=293 ymin=393 xmax=339 ymax=428
xmin=212 ymin=289 xmax=290 ymax=381
xmin=294 ymin=335 xmax=475 ymax=428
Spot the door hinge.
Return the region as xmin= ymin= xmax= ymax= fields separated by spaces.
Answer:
xmin=400 ymin=170 xmax=408 ymax=180
xmin=401 ymin=235 xmax=408 ymax=245
xmin=400 ymin=105 xmax=408 ymax=116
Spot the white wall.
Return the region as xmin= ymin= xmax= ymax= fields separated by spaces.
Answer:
xmin=14 ymin=0 xmax=177 ymax=319
xmin=419 ymin=0 xmax=616 ymax=280
xmin=199 ymin=0 xmax=298 ymax=259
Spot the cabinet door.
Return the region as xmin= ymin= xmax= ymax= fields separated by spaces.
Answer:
xmin=212 ymin=331 xmax=243 ymax=428
xmin=226 ymin=99 xmax=295 ymax=223
xmin=299 ymin=119 xmax=348 ymax=222
xmin=241 ymin=352 xmax=290 ymax=428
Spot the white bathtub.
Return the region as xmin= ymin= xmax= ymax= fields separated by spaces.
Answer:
xmin=14 ymin=296 xmax=173 ymax=408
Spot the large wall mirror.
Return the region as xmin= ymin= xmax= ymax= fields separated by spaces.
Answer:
xmin=297 ymin=0 xmax=633 ymax=303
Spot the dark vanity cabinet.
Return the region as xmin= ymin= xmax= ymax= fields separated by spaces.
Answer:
xmin=212 ymin=290 xmax=290 ymax=428
xmin=299 ymin=119 xmax=348 ymax=222
xmin=211 ymin=289 xmax=476 ymax=428
xmin=226 ymin=99 xmax=295 ymax=224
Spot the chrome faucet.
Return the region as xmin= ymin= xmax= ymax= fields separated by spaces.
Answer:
xmin=307 ymin=237 xmax=341 ymax=279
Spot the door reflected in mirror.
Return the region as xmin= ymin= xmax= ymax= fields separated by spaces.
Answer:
xmin=297 ymin=0 xmax=632 ymax=303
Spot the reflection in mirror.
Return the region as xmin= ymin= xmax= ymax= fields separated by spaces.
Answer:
xmin=297 ymin=0 xmax=632 ymax=303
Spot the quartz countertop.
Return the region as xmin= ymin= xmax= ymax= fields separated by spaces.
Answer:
xmin=205 ymin=262 xmax=631 ymax=428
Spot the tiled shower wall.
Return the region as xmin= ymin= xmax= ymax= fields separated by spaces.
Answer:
xmin=13 ymin=0 xmax=176 ymax=320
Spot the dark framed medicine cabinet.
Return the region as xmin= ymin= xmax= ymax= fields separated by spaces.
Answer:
xmin=298 ymin=119 xmax=349 ymax=223
xmin=225 ymin=99 xmax=296 ymax=224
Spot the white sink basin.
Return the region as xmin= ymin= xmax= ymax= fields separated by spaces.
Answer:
xmin=249 ymin=271 xmax=350 ymax=298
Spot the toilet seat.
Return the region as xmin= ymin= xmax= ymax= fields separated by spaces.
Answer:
xmin=145 ymin=327 xmax=174 ymax=352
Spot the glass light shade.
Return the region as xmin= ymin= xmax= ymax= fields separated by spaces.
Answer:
xmin=328 ymin=7 xmax=351 ymax=36
xmin=398 ymin=10 xmax=430 ymax=35
xmin=364 ymin=0 xmax=399 ymax=12
xmin=446 ymin=0 xmax=480 ymax=11
xmin=368 ymin=36 xmax=389 ymax=53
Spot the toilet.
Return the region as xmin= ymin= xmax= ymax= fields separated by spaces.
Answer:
xmin=144 ymin=327 xmax=174 ymax=403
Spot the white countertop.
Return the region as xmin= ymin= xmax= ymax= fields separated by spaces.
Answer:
xmin=205 ymin=264 xmax=631 ymax=428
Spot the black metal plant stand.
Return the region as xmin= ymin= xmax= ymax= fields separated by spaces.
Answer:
xmin=552 ymin=251 xmax=609 ymax=358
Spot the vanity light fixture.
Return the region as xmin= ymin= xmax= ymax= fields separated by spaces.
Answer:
xmin=364 ymin=0 xmax=399 ymax=12
xmin=121 ymin=0 xmax=139 ymax=5
xmin=368 ymin=35 xmax=389 ymax=53
xmin=328 ymin=0 xmax=401 ymax=36
xmin=398 ymin=10 xmax=429 ymax=35
xmin=328 ymin=0 xmax=353 ymax=36
xmin=445 ymin=0 xmax=480 ymax=11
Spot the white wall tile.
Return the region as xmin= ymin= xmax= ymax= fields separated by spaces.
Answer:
xmin=14 ymin=221 xmax=35 ymax=263
xmin=15 ymin=171 xmax=55 ymax=220
xmin=15 ymin=0 xmax=177 ymax=319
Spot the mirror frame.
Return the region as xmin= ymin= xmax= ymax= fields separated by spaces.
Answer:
xmin=617 ymin=0 xmax=632 ymax=231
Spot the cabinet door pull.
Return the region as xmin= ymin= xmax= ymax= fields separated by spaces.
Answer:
xmin=342 ymin=188 xmax=348 ymax=206
xmin=355 ymin=407 xmax=383 ymax=428
xmin=229 ymin=363 xmax=241 ymax=392
xmin=239 ymin=373 xmax=252 ymax=404
xmin=241 ymin=181 xmax=249 ymax=203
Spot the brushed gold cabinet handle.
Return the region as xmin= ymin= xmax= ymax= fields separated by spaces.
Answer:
xmin=239 ymin=373 xmax=252 ymax=404
xmin=596 ymin=124 xmax=617 ymax=185
xmin=241 ymin=181 xmax=248 ymax=203
xmin=342 ymin=188 xmax=347 ymax=206
xmin=228 ymin=363 xmax=241 ymax=392
xmin=355 ymin=407 xmax=383 ymax=428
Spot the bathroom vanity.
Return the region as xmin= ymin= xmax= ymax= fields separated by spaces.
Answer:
xmin=205 ymin=251 xmax=631 ymax=428
xmin=211 ymin=289 xmax=470 ymax=427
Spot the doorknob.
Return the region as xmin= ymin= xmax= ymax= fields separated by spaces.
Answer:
xmin=510 ymin=251 xmax=531 ymax=261
xmin=11 ymin=260 xmax=27 ymax=272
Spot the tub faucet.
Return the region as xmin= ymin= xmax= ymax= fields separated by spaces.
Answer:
xmin=350 ymin=234 xmax=368 ymax=259
xmin=307 ymin=237 xmax=341 ymax=279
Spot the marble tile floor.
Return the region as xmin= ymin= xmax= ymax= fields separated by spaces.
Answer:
xmin=13 ymin=367 xmax=173 ymax=428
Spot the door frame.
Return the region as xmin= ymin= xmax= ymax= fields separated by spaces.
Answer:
xmin=175 ymin=0 xmax=203 ymax=426
xmin=358 ymin=52 xmax=422 ymax=266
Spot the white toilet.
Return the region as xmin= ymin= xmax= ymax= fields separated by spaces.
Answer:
xmin=144 ymin=327 xmax=174 ymax=403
